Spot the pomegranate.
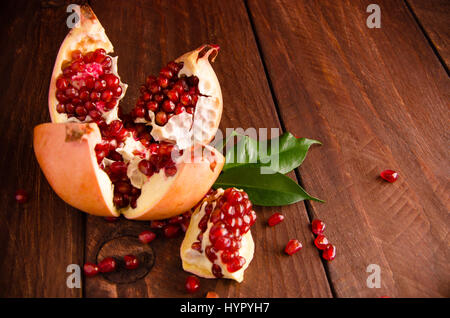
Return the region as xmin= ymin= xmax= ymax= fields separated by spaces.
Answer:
xmin=180 ymin=188 xmax=256 ymax=282
xmin=267 ymin=213 xmax=284 ymax=227
xmin=124 ymin=254 xmax=139 ymax=270
xmin=98 ymin=257 xmax=117 ymax=273
xmin=380 ymin=169 xmax=399 ymax=183
xmin=14 ymin=189 xmax=28 ymax=204
xmin=284 ymin=239 xmax=302 ymax=255
xmin=138 ymin=230 xmax=156 ymax=244
xmin=185 ymin=275 xmax=200 ymax=293
xmin=314 ymin=235 xmax=329 ymax=250
xmin=33 ymin=5 xmax=224 ymax=220
xmin=322 ymin=244 xmax=336 ymax=261
xmin=311 ymin=219 xmax=326 ymax=235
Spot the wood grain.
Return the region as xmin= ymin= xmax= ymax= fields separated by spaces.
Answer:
xmin=247 ymin=0 xmax=450 ymax=297
xmin=83 ymin=0 xmax=332 ymax=298
xmin=407 ymin=0 xmax=450 ymax=68
xmin=0 ymin=0 xmax=85 ymax=297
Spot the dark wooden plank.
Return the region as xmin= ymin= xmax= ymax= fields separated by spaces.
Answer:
xmin=0 ymin=0 xmax=85 ymax=297
xmin=247 ymin=0 xmax=449 ymax=297
xmin=407 ymin=0 xmax=450 ymax=68
xmin=83 ymin=0 xmax=332 ymax=297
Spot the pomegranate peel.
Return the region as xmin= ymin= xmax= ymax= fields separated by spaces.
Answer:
xmin=34 ymin=122 xmax=224 ymax=219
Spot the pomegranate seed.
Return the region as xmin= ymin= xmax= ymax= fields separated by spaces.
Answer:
xmin=83 ymin=262 xmax=99 ymax=277
xmin=311 ymin=219 xmax=326 ymax=235
xmin=212 ymin=264 xmax=223 ymax=278
xmin=94 ymin=48 xmax=106 ymax=62
xmin=159 ymin=67 xmax=173 ymax=79
xmin=101 ymin=90 xmax=114 ymax=102
xmin=90 ymin=91 xmax=101 ymax=101
xmin=14 ymin=189 xmax=28 ymax=203
xmin=103 ymin=74 xmax=119 ymax=88
xmin=164 ymin=166 xmax=177 ymax=177
xmin=146 ymin=101 xmax=159 ymax=112
xmin=162 ymin=100 xmax=175 ymax=113
xmin=98 ymin=257 xmax=117 ymax=273
xmin=285 ymin=239 xmax=302 ymax=255
xmin=134 ymin=106 xmax=145 ymax=117
xmin=174 ymin=105 xmax=185 ymax=114
xmin=56 ymin=78 xmax=69 ymax=90
xmin=155 ymin=111 xmax=168 ymax=125
xmin=56 ymin=103 xmax=65 ymax=113
xmin=124 ymin=255 xmax=139 ymax=270
xmin=112 ymin=85 xmax=122 ymax=97
xmin=213 ymin=236 xmax=231 ymax=250
xmin=138 ymin=160 xmax=154 ymax=176
xmin=191 ymin=242 xmax=202 ymax=252
xmin=149 ymin=82 xmax=160 ymax=94
xmin=314 ymin=235 xmax=329 ymax=250
xmin=206 ymin=291 xmax=219 ymax=298
xmin=186 ymin=106 xmax=194 ymax=114
xmin=163 ymin=224 xmax=180 ymax=238
xmin=268 ymin=213 xmax=284 ymax=227
xmin=380 ymin=169 xmax=399 ymax=183
xmin=94 ymin=79 xmax=107 ymax=91
xmin=150 ymin=220 xmax=166 ymax=229
xmin=167 ymin=89 xmax=179 ymax=102
xmin=158 ymin=76 xmax=169 ymax=88
xmin=322 ymin=244 xmax=336 ymax=261
xmin=138 ymin=230 xmax=156 ymax=244
xmin=71 ymin=50 xmax=82 ymax=60
xmin=180 ymin=93 xmax=192 ymax=105
xmin=185 ymin=276 xmax=200 ymax=293
xmin=226 ymin=256 xmax=246 ymax=273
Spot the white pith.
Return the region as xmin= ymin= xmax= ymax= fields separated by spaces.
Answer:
xmin=180 ymin=188 xmax=255 ymax=282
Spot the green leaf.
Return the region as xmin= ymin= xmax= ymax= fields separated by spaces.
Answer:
xmin=221 ymin=131 xmax=321 ymax=174
xmin=213 ymin=165 xmax=324 ymax=206
xmin=260 ymin=133 xmax=321 ymax=174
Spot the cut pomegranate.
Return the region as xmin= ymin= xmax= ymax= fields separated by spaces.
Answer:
xmin=285 ymin=239 xmax=302 ymax=255
xmin=180 ymin=188 xmax=256 ymax=282
xmin=311 ymin=219 xmax=326 ymax=235
xmin=35 ymin=4 xmax=225 ymax=221
xmin=380 ymin=169 xmax=399 ymax=183
xmin=267 ymin=213 xmax=284 ymax=227
xmin=322 ymin=244 xmax=336 ymax=261
xmin=14 ymin=189 xmax=28 ymax=204
xmin=83 ymin=262 xmax=99 ymax=277
xmin=185 ymin=276 xmax=200 ymax=293
xmin=138 ymin=230 xmax=156 ymax=244
xmin=314 ymin=235 xmax=329 ymax=250
xmin=98 ymin=257 xmax=117 ymax=273
xmin=124 ymin=255 xmax=139 ymax=270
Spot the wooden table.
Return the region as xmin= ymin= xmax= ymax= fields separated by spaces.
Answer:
xmin=1 ymin=0 xmax=448 ymax=298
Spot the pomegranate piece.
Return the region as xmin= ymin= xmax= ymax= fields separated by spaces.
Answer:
xmin=380 ymin=169 xmax=399 ymax=183
xmin=138 ymin=230 xmax=156 ymax=244
xmin=124 ymin=254 xmax=139 ymax=270
xmin=83 ymin=262 xmax=99 ymax=277
xmin=322 ymin=244 xmax=336 ymax=261
xmin=98 ymin=257 xmax=117 ymax=273
xmin=285 ymin=239 xmax=302 ymax=255
xmin=314 ymin=235 xmax=329 ymax=250
xmin=311 ymin=219 xmax=326 ymax=235
xmin=185 ymin=275 xmax=200 ymax=293
xmin=14 ymin=189 xmax=28 ymax=204
xmin=267 ymin=213 xmax=284 ymax=227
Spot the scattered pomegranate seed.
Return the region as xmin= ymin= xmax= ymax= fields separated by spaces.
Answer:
xmin=83 ymin=262 xmax=99 ymax=277
xmin=124 ymin=255 xmax=139 ymax=270
xmin=98 ymin=257 xmax=117 ymax=273
xmin=185 ymin=276 xmax=200 ymax=293
xmin=138 ymin=230 xmax=156 ymax=244
xmin=311 ymin=219 xmax=326 ymax=235
xmin=380 ymin=169 xmax=399 ymax=183
xmin=14 ymin=189 xmax=28 ymax=203
xmin=322 ymin=244 xmax=336 ymax=261
xmin=314 ymin=235 xmax=329 ymax=250
xmin=206 ymin=291 xmax=219 ymax=298
xmin=285 ymin=239 xmax=302 ymax=255
xmin=163 ymin=224 xmax=180 ymax=238
xmin=267 ymin=213 xmax=284 ymax=226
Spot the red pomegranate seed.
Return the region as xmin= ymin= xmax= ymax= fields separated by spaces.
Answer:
xmin=322 ymin=244 xmax=336 ymax=261
xmin=103 ymin=74 xmax=119 ymax=88
xmin=164 ymin=166 xmax=177 ymax=177
xmin=98 ymin=257 xmax=117 ymax=273
xmin=314 ymin=235 xmax=329 ymax=250
xmin=226 ymin=256 xmax=246 ymax=273
xmin=206 ymin=291 xmax=219 ymax=298
xmin=163 ymin=224 xmax=180 ymax=238
xmin=162 ymin=100 xmax=176 ymax=112
xmin=158 ymin=76 xmax=169 ymax=88
xmin=185 ymin=276 xmax=200 ymax=293
xmin=138 ymin=160 xmax=154 ymax=176
xmin=83 ymin=262 xmax=99 ymax=277
xmin=14 ymin=189 xmax=28 ymax=203
xmin=138 ymin=230 xmax=156 ymax=244
xmin=150 ymin=220 xmax=166 ymax=229
xmin=267 ymin=213 xmax=284 ymax=226
xmin=285 ymin=239 xmax=302 ymax=255
xmin=380 ymin=170 xmax=399 ymax=183
xmin=155 ymin=111 xmax=168 ymax=125
xmin=56 ymin=77 xmax=69 ymax=90
xmin=146 ymin=101 xmax=159 ymax=112
xmin=124 ymin=254 xmax=139 ymax=270
xmin=212 ymin=264 xmax=223 ymax=278
xmin=311 ymin=219 xmax=326 ymax=235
